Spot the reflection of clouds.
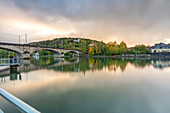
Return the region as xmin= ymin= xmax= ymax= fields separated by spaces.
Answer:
xmin=2 ymin=70 xmax=78 ymax=95
xmin=1 ymin=58 xmax=170 ymax=92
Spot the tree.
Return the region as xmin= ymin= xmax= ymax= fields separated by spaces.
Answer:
xmin=154 ymin=50 xmax=157 ymax=53
xmin=134 ymin=44 xmax=147 ymax=54
xmin=95 ymin=42 xmax=103 ymax=55
xmin=112 ymin=45 xmax=120 ymax=55
xmin=68 ymin=42 xmax=73 ymax=48
xmin=107 ymin=41 xmax=117 ymax=47
xmin=105 ymin=44 xmax=111 ymax=55
xmin=120 ymin=41 xmax=127 ymax=54
xmin=89 ymin=45 xmax=95 ymax=55
xmin=80 ymin=40 xmax=87 ymax=55
xmin=102 ymin=44 xmax=107 ymax=56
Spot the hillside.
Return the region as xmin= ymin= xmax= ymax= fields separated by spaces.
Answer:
xmin=29 ymin=37 xmax=104 ymax=50
xmin=29 ymin=37 xmax=150 ymax=55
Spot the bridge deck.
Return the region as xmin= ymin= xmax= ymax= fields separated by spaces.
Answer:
xmin=0 ymin=42 xmax=81 ymax=52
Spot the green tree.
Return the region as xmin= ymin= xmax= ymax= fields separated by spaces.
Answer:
xmin=134 ymin=44 xmax=147 ymax=54
xmin=95 ymin=42 xmax=103 ymax=55
xmin=80 ymin=40 xmax=87 ymax=55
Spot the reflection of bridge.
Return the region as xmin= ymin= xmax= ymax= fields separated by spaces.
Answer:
xmin=0 ymin=58 xmax=80 ymax=81
xmin=17 ymin=58 xmax=80 ymax=72
xmin=0 ymin=42 xmax=81 ymax=58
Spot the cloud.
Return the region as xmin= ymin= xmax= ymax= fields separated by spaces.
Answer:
xmin=0 ymin=0 xmax=170 ymax=46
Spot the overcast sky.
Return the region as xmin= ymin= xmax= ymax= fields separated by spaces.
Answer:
xmin=0 ymin=0 xmax=170 ymax=46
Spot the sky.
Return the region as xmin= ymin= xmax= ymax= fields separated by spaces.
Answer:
xmin=0 ymin=0 xmax=170 ymax=46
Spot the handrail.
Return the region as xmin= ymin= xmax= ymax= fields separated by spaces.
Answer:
xmin=0 ymin=58 xmax=20 ymax=66
xmin=0 ymin=109 xmax=4 ymax=113
xmin=0 ymin=88 xmax=40 ymax=113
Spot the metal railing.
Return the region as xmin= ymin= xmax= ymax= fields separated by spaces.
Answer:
xmin=0 ymin=58 xmax=21 ymax=66
xmin=0 ymin=109 xmax=4 ymax=113
xmin=0 ymin=88 xmax=40 ymax=113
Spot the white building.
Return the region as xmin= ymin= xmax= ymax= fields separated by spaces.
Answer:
xmin=150 ymin=43 xmax=170 ymax=53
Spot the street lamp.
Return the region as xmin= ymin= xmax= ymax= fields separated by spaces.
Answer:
xmin=25 ymin=33 xmax=27 ymax=44
xmin=19 ymin=35 xmax=20 ymax=44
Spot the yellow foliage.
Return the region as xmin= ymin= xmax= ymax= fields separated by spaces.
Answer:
xmin=89 ymin=46 xmax=95 ymax=55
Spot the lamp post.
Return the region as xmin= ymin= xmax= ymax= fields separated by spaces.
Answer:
xmin=25 ymin=33 xmax=27 ymax=44
xmin=19 ymin=35 xmax=20 ymax=44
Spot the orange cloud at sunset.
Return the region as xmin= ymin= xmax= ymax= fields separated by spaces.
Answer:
xmin=0 ymin=0 xmax=170 ymax=46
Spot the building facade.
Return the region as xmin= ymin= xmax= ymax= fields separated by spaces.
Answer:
xmin=150 ymin=43 xmax=170 ymax=53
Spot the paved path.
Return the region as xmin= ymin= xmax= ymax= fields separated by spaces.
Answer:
xmin=0 ymin=66 xmax=9 ymax=71
xmin=0 ymin=109 xmax=4 ymax=113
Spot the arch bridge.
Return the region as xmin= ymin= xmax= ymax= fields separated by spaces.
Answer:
xmin=0 ymin=42 xmax=81 ymax=58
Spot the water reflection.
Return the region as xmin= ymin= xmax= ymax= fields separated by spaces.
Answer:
xmin=0 ymin=57 xmax=170 ymax=113
xmin=0 ymin=58 xmax=170 ymax=81
xmin=0 ymin=57 xmax=169 ymax=84
xmin=0 ymin=68 xmax=21 ymax=83
xmin=152 ymin=60 xmax=170 ymax=69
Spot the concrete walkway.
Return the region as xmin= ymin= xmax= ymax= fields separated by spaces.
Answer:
xmin=0 ymin=88 xmax=40 ymax=113
xmin=0 ymin=109 xmax=4 ymax=113
xmin=0 ymin=66 xmax=9 ymax=71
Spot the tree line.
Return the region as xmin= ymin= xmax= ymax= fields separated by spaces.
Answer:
xmin=31 ymin=57 xmax=151 ymax=73
xmin=80 ymin=40 xmax=151 ymax=55
xmin=0 ymin=38 xmax=151 ymax=57
xmin=29 ymin=37 xmax=151 ymax=56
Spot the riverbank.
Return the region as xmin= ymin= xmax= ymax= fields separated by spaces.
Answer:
xmin=29 ymin=54 xmax=170 ymax=59
xmin=81 ymin=54 xmax=151 ymax=58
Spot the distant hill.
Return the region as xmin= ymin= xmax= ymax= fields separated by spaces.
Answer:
xmin=29 ymin=37 xmax=105 ymax=50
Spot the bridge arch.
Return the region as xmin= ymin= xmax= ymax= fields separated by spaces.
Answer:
xmin=31 ymin=49 xmax=61 ymax=55
xmin=0 ymin=46 xmax=23 ymax=58
xmin=65 ymin=50 xmax=79 ymax=54
xmin=31 ymin=48 xmax=63 ymax=57
xmin=64 ymin=50 xmax=80 ymax=57
xmin=42 ymin=49 xmax=61 ymax=55
xmin=0 ymin=42 xmax=81 ymax=58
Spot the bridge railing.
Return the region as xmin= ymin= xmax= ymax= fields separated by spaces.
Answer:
xmin=0 ymin=58 xmax=21 ymax=66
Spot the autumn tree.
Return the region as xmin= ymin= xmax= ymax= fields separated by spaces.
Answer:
xmin=107 ymin=41 xmax=117 ymax=47
xmin=120 ymin=41 xmax=127 ymax=54
xmin=89 ymin=45 xmax=95 ymax=55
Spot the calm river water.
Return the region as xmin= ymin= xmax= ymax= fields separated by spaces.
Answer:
xmin=0 ymin=57 xmax=170 ymax=113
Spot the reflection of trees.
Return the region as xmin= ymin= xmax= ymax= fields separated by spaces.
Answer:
xmin=30 ymin=57 xmax=55 ymax=67
xmin=29 ymin=57 xmax=151 ymax=73
xmin=128 ymin=59 xmax=151 ymax=68
xmin=51 ymin=58 xmax=151 ymax=73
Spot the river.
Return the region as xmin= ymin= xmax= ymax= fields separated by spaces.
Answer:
xmin=0 ymin=57 xmax=170 ymax=113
